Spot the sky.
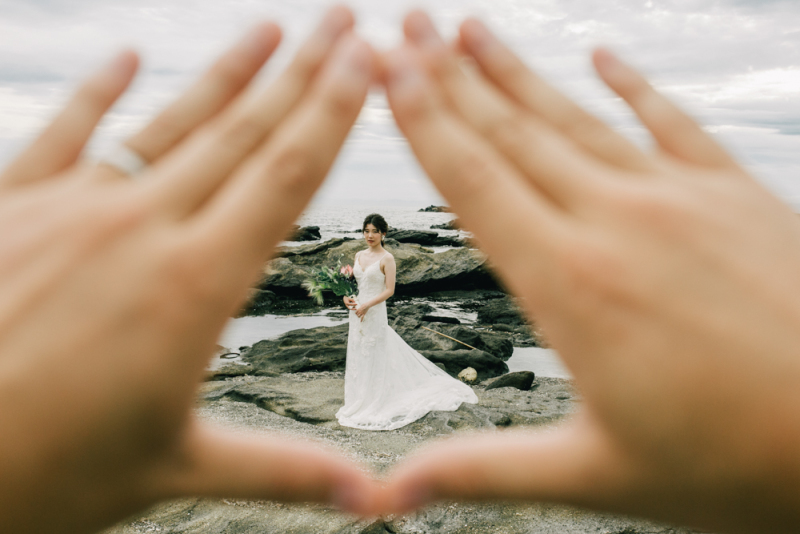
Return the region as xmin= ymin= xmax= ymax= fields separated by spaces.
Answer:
xmin=0 ymin=0 xmax=798 ymax=209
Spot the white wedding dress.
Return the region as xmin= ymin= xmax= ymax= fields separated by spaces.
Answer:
xmin=336 ymin=251 xmax=478 ymax=431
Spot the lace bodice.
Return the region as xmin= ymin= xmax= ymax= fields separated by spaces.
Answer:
xmin=353 ymin=251 xmax=387 ymax=301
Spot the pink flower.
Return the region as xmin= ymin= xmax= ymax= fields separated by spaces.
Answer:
xmin=340 ymin=264 xmax=354 ymax=278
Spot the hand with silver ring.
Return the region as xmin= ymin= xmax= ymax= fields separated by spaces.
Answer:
xmin=0 ymin=6 xmax=376 ymax=534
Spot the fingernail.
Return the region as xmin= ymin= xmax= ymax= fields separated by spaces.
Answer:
xmin=241 ymin=22 xmax=279 ymax=54
xmin=462 ymin=19 xmax=494 ymax=53
xmin=407 ymin=11 xmax=445 ymax=49
xmin=594 ymin=48 xmax=626 ymax=80
xmin=104 ymin=50 xmax=137 ymax=77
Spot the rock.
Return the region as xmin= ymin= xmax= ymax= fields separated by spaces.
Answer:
xmin=476 ymin=295 xmax=527 ymax=326
xmin=387 ymin=301 xmax=435 ymax=321
xmin=420 ymin=314 xmax=460 ymax=324
xmin=242 ymin=324 xmax=349 ymax=374
xmin=287 ymin=225 xmax=321 ymax=241
xmin=418 ymin=205 xmax=451 ymax=212
xmin=458 ymin=367 xmax=478 ymax=383
xmin=386 ymin=228 xmax=464 ymax=248
xmin=224 ymin=376 xmax=343 ymax=424
xmin=258 ymin=238 xmax=499 ymax=298
xmin=433 ymin=362 xmax=448 ymax=372
xmin=395 ymin=317 xmax=513 ymax=360
xmin=485 ymin=371 xmax=536 ymax=391
xmin=420 ymin=350 xmax=508 ymax=380
xmin=430 ymin=218 xmax=460 ymax=230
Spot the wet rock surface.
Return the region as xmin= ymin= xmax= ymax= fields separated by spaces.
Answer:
xmin=107 ymin=373 xmax=704 ymax=534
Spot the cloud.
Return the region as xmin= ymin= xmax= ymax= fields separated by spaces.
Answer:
xmin=0 ymin=0 xmax=798 ymax=208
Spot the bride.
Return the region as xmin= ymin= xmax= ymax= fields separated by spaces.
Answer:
xmin=336 ymin=213 xmax=478 ymax=431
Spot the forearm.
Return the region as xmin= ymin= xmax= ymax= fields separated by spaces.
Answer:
xmin=362 ymin=289 xmax=393 ymax=308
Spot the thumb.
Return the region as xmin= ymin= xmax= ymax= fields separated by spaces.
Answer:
xmin=150 ymin=421 xmax=378 ymax=515
xmin=379 ymin=417 xmax=621 ymax=515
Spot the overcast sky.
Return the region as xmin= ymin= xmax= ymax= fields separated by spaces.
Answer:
xmin=1 ymin=0 xmax=798 ymax=209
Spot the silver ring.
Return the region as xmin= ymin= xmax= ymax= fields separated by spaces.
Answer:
xmin=97 ymin=144 xmax=148 ymax=178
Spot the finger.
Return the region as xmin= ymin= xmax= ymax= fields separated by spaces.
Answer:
xmin=0 ymin=51 xmax=139 ymax=187
xmin=381 ymin=422 xmax=618 ymax=515
xmin=403 ymin=11 xmax=610 ymax=209
xmin=155 ymin=423 xmax=377 ymax=515
xmin=148 ymin=6 xmax=355 ymax=217
xmin=458 ymin=18 xmax=654 ymax=173
xmin=592 ymin=48 xmax=741 ymax=170
xmin=94 ymin=23 xmax=282 ymax=182
xmin=195 ymin=35 xmax=373 ymax=272
xmin=384 ymin=46 xmax=566 ymax=300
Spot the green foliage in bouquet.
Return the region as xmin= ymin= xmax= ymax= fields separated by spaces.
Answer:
xmin=302 ymin=259 xmax=357 ymax=305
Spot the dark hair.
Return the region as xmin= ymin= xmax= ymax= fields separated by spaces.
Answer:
xmin=362 ymin=213 xmax=388 ymax=243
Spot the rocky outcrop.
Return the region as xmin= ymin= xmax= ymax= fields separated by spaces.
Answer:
xmin=476 ymin=295 xmax=527 ymax=326
xmin=393 ymin=317 xmax=513 ymax=360
xmin=239 ymin=324 xmax=349 ymax=375
xmin=258 ymin=238 xmax=500 ymax=298
xmin=287 ymin=225 xmax=321 ymax=241
xmin=431 ymin=218 xmax=460 ymax=230
xmin=418 ymin=205 xmax=450 ymax=212
xmin=386 ymin=228 xmax=464 ymax=248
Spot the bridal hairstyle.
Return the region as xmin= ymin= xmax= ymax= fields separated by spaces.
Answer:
xmin=362 ymin=213 xmax=388 ymax=244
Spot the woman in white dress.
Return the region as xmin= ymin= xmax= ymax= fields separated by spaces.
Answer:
xmin=336 ymin=214 xmax=478 ymax=431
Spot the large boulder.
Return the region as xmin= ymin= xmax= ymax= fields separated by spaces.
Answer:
xmin=241 ymin=324 xmax=349 ymax=374
xmin=476 ymin=295 xmax=527 ymax=326
xmin=420 ymin=350 xmax=508 ymax=380
xmin=394 ymin=317 xmax=513 ymax=360
xmin=287 ymin=225 xmax=321 ymax=241
xmin=431 ymin=218 xmax=460 ymax=230
xmin=259 ymin=238 xmax=499 ymax=297
xmin=485 ymin=371 xmax=536 ymax=391
xmin=386 ymin=228 xmax=464 ymax=248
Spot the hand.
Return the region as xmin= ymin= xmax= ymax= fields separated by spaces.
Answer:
xmin=354 ymin=302 xmax=371 ymax=321
xmin=0 ymin=7 xmax=377 ymax=533
xmin=343 ymin=296 xmax=357 ymax=310
xmin=380 ymin=11 xmax=800 ymax=533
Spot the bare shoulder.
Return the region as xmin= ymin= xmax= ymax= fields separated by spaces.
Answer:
xmin=380 ymin=251 xmax=396 ymax=271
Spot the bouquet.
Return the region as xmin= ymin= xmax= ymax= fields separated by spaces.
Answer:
xmin=303 ymin=259 xmax=358 ymax=305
